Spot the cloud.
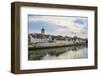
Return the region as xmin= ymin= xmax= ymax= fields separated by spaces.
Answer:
xmin=29 ymin=15 xmax=88 ymax=38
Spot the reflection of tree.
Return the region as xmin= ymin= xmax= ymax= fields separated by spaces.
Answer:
xmin=48 ymin=49 xmax=66 ymax=57
xmin=71 ymin=46 xmax=78 ymax=51
xmin=28 ymin=51 xmax=46 ymax=60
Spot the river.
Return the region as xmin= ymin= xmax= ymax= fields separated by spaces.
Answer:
xmin=28 ymin=45 xmax=88 ymax=60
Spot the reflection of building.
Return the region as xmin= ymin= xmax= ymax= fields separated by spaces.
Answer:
xmin=28 ymin=28 xmax=87 ymax=44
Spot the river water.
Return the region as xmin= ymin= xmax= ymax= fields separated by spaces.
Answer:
xmin=28 ymin=45 xmax=88 ymax=60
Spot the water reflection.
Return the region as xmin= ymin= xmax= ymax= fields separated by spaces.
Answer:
xmin=28 ymin=45 xmax=88 ymax=60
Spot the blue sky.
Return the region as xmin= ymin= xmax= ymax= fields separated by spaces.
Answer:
xmin=28 ymin=15 xmax=88 ymax=38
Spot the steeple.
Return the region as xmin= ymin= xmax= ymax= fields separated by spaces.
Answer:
xmin=41 ymin=28 xmax=45 ymax=35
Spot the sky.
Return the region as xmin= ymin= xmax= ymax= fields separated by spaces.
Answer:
xmin=28 ymin=15 xmax=88 ymax=38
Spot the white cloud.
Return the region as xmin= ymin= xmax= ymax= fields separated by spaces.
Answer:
xmin=29 ymin=15 xmax=88 ymax=38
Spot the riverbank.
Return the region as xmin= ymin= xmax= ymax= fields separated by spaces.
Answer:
xmin=29 ymin=42 xmax=87 ymax=50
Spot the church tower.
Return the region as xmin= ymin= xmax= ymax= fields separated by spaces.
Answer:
xmin=41 ymin=28 xmax=45 ymax=35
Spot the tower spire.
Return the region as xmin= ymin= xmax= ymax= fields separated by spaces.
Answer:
xmin=41 ymin=27 xmax=45 ymax=35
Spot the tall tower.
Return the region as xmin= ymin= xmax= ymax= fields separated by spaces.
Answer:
xmin=41 ymin=28 xmax=45 ymax=35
